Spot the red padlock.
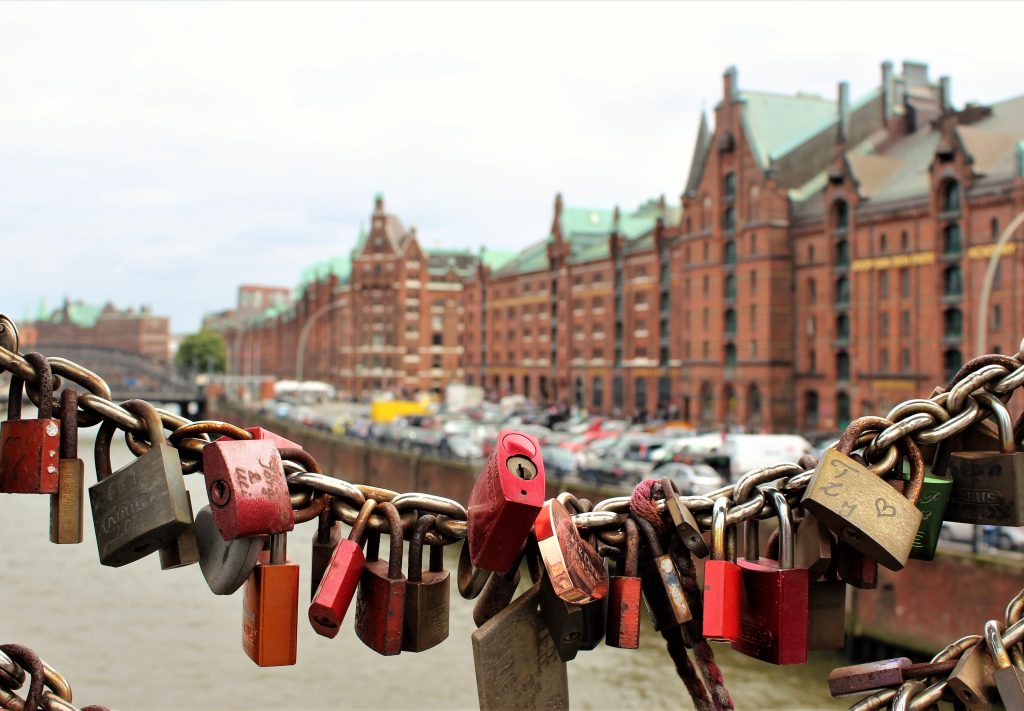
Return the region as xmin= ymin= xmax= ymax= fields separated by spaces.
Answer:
xmin=732 ymin=487 xmax=809 ymax=665
xmin=309 ymin=499 xmax=375 ymax=638
xmin=202 ymin=437 xmax=294 ymax=540
xmin=217 ymin=426 xmax=302 ymax=452
xmin=467 ymin=430 xmax=546 ymax=573
xmin=0 ymin=353 xmax=60 ymax=494
xmin=703 ymin=496 xmax=742 ymax=642
xmin=605 ymin=517 xmax=642 ymax=649
xmin=354 ymin=502 xmax=407 ymax=655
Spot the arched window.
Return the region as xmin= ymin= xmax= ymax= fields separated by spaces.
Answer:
xmin=574 ymin=377 xmax=585 ymax=408
xmin=833 ymin=200 xmax=849 ymax=231
xmin=725 ymin=274 xmax=736 ymax=299
xmin=943 ymin=224 xmax=962 ymax=255
xmin=523 ymin=375 xmax=531 ymax=399
xmin=724 ymin=240 xmax=737 ymax=266
xmin=943 ymin=266 xmax=963 ymax=297
xmin=747 ymin=383 xmax=762 ymax=430
xmin=835 ymin=276 xmax=850 ymax=305
xmin=723 ymin=172 xmax=736 ymax=202
xmin=724 ymin=309 xmax=737 ymax=335
xmin=724 ymin=384 xmax=737 ymax=425
xmin=836 ymin=351 xmax=851 ymax=381
xmin=836 ymin=313 xmax=850 ymax=340
xmin=837 ymin=392 xmax=852 ymax=430
xmin=723 ymin=207 xmax=736 ymax=233
xmin=808 ymin=279 xmax=817 ymax=301
xmin=725 ymin=342 xmax=737 ymax=368
xmin=835 ymin=240 xmax=850 ymax=266
xmin=804 ymin=391 xmax=820 ymax=429
xmin=944 ymin=308 xmax=962 ymax=339
xmin=592 ymin=377 xmax=604 ymax=409
xmin=700 ymin=382 xmax=714 ymax=427
xmin=944 ymin=349 xmax=962 ymax=382
xmin=942 ymin=180 xmax=961 ymax=213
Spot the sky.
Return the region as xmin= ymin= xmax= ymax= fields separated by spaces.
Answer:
xmin=2 ymin=1 xmax=1023 ymax=332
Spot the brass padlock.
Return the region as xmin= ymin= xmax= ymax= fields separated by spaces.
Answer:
xmin=402 ymin=514 xmax=450 ymax=652
xmin=947 ymin=636 xmax=1000 ymax=710
xmin=946 ymin=393 xmax=1024 ymax=526
xmin=50 ymin=388 xmax=84 ymax=544
xmin=801 ymin=417 xmax=924 ymax=571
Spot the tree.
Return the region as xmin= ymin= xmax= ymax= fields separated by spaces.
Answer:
xmin=176 ymin=330 xmax=227 ymax=374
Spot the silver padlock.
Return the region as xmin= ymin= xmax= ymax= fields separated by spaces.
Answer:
xmin=196 ymin=504 xmax=263 ymax=595
xmin=986 ymin=619 xmax=1024 ymax=708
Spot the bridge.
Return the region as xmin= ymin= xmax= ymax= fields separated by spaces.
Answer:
xmin=19 ymin=343 xmax=207 ymax=417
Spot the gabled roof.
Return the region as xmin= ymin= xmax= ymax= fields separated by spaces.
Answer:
xmin=740 ymin=90 xmax=838 ymax=168
xmin=684 ymin=113 xmax=712 ymax=197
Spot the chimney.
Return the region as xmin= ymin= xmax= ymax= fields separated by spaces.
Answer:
xmin=939 ymin=75 xmax=952 ymax=114
xmin=723 ymin=66 xmax=738 ymax=102
xmin=881 ymin=61 xmax=894 ymax=125
xmin=837 ymin=81 xmax=850 ymax=144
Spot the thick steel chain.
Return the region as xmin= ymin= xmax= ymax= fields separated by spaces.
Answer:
xmin=0 ymin=644 xmax=108 ymax=711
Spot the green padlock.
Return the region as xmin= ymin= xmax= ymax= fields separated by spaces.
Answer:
xmin=902 ymin=453 xmax=951 ymax=562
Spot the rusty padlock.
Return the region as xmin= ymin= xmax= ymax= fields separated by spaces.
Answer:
xmin=0 ymin=352 xmax=59 ymax=494
xmin=605 ymin=517 xmax=642 ymax=649
xmin=202 ymin=435 xmax=294 ymax=540
xmin=49 ymin=388 xmax=83 ymax=544
xmin=467 ymin=430 xmax=546 ymax=573
xmin=354 ymin=502 xmax=407 ymax=655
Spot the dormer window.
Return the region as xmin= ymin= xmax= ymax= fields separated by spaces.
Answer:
xmin=833 ymin=200 xmax=849 ymax=232
xmin=723 ymin=172 xmax=736 ymax=203
xmin=941 ymin=180 xmax=961 ymax=213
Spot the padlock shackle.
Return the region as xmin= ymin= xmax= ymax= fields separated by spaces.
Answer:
xmin=348 ymin=499 xmax=376 ymax=544
xmin=94 ymin=418 xmax=117 ymax=482
xmin=407 ymin=514 xmax=437 ymax=583
xmin=58 ymin=388 xmax=78 ymax=460
xmin=985 ymin=619 xmax=1012 ymax=670
xmin=121 ymin=399 xmax=167 ymax=446
xmin=378 ymin=502 xmax=404 ymax=580
xmin=622 ymin=517 xmax=639 ymax=577
xmin=269 ymin=533 xmax=287 ymax=565
xmin=977 ymin=392 xmax=1016 ymax=455
xmin=763 ymin=487 xmax=795 ymax=569
xmin=22 ymin=353 xmax=55 ymax=420
xmin=836 ymin=415 xmax=927 ymax=506
xmin=634 ymin=516 xmax=665 ymax=558
xmin=278 ymin=448 xmax=320 ymax=474
xmin=710 ymin=497 xmax=731 ymax=562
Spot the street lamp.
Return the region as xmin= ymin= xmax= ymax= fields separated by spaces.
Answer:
xmin=295 ymin=300 xmax=348 ymax=382
xmin=975 ymin=208 xmax=1024 ymax=356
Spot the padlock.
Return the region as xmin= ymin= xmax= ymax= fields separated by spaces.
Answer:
xmin=159 ymin=491 xmax=199 ymax=569
xmin=636 ymin=516 xmax=691 ymax=630
xmin=662 ymin=477 xmax=709 ymax=558
xmin=402 ymin=514 xmax=450 ymax=652
xmin=49 ymin=388 xmax=83 ymax=544
xmin=473 ymin=559 xmax=521 ymax=627
xmin=310 ymin=504 xmax=342 ymax=600
xmin=202 ymin=435 xmax=294 ymax=539
xmin=948 ymin=638 xmax=1000 ymax=710
xmin=807 ymin=571 xmax=846 ymax=651
xmin=89 ymin=400 xmax=192 ymax=567
xmin=793 ymin=511 xmax=834 ymax=580
xmin=801 ymin=417 xmax=924 ymax=571
xmin=538 ymin=571 xmax=583 ymax=662
xmin=827 ymin=657 xmax=959 ymax=697
xmin=354 ymin=502 xmax=407 ymax=655
xmin=218 ymin=426 xmax=302 ymax=451
xmin=703 ymin=496 xmax=741 ymax=643
xmin=903 ymin=448 xmax=952 ymax=561
xmin=986 ymin=619 xmax=1024 ymax=708
xmin=467 ymin=430 xmax=546 ymax=572
xmin=241 ymin=532 xmax=299 ymax=667
xmin=471 ymin=582 xmax=569 ymax=711
xmin=732 ymin=487 xmax=809 ymax=665
xmin=606 ymin=517 xmax=642 ymax=649
xmin=0 ymin=352 xmax=59 ymax=494
xmin=309 ymin=499 xmax=375 ymax=638
xmin=559 ymin=495 xmax=606 ymax=651
xmin=534 ymin=497 xmax=607 ymax=604
xmin=196 ymin=504 xmax=263 ymax=595
xmin=946 ymin=393 xmax=1024 ymax=526
xmin=835 ymin=541 xmax=878 ymax=589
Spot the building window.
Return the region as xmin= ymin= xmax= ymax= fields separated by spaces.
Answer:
xmin=723 ymin=172 xmax=736 ymax=203
xmin=432 ymin=332 xmax=442 ymax=346
xmin=750 ymin=233 xmax=757 ymax=254
xmin=944 ymin=308 xmax=962 ymax=338
xmin=943 ymin=266 xmax=963 ymax=297
xmin=808 ymin=279 xmax=817 ymax=301
xmin=725 ymin=342 xmax=737 ymax=367
xmin=900 ymin=269 xmax=910 ymax=297
xmin=879 ymin=233 xmax=887 ymax=253
xmin=805 ymin=391 xmax=820 ymax=429
xmin=901 ymin=348 xmax=911 ymax=372
xmin=880 ymin=348 xmax=889 ymax=372
xmin=809 ymin=349 xmax=816 ymax=372
xmin=700 ymin=382 xmax=714 ymax=427
xmin=809 ymin=244 xmax=815 ymax=262
xmin=942 ymin=224 xmax=962 ymax=255
xmin=635 ymin=378 xmax=648 ymax=411
xmin=833 ymin=200 xmax=849 ymax=231
xmin=836 ymin=351 xmax=851 ymax=381
xmin=901 ymin=230 xmax=909 ymax=251
xmin=836 ymin=313 xmax=850 ymax=340
xmin=835 ymin=276 xmax=850 ymax=305
xmin=723 ymin=207 xmax=736 ymax=233
xmin=992 ymin=217 xmax=1001 ymax=241
xmin=724 ymin=309 xmax=736 ymax=335
xmin=879 ymin=272 xmax=889 ymax=298
xmin=837 ymin=392 xmax=852 ymax=430
xmin=725 ymin=274 xmax=736 ymax=299
xmin=902 ymin=309 xmax=911 ymax=336
xmin=747 ymin=383 xmax=762 ymax=429
xmin=942 ymin=180 xmax=961 ymax=213
xmin=836 ymin=240 xmax=850 ymax=266
xmin=944 ymin=349 xmax=962 ymax=382
xmin=993 ymin=304 xmax=1002 ymax=332
xmin=724 ymin=240 xmax=737 ymax=266
xmin=432 ymin=355 xmax=441 ymax=368
xmin=807 ymin=315 xmax=816 ymax=336
xmin=613 ymin=376 xmax=623 ymax=409
xmin=750 ymin=270 xmax=757 ymax=294
xmin=880 ymin=312 xmax=889 ymax=337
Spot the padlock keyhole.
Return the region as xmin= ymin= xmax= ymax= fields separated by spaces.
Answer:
xmin=506 ymin=455 xmax=537 ymax=481
xmin=209 ymin=479 xmax=231 ymax=507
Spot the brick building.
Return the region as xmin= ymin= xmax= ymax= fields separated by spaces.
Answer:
xmin=27 ymin=299 xmax=171 ymax=360
xmin=214 ymin=61 xmax=1024 ymax=434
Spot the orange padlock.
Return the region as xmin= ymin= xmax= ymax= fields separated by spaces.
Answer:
xmin=242 ymin=532 xmax=299 ymax=667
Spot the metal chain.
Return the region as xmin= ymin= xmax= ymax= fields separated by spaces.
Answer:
xmin=0 ymin=644 xmax=110 ymax=711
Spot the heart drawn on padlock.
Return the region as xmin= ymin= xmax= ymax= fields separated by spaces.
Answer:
xmin=874 ymin=498 xmax=897 ymax=518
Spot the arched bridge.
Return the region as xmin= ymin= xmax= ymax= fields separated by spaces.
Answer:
xmin=30 ymin=343 xmax=206 ymax=416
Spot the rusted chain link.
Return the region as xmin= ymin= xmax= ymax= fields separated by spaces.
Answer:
xmin=0 ymin=643 xmax=111 ymax=711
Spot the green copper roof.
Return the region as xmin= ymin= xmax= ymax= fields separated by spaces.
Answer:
xmin=48 ymin=302 xmax=104 ymax=327
xmin=480 ymin=248 xmax=518 ymax=271
xmin=740 ymin=90 xmax=837 ymax=168
xmin=297 ymin=256 xmax=351 ymax=296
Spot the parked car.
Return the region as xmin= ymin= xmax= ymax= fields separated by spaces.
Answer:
xmin=541 ymin=444 xmax=579 ymax=481
xmin=583 ymin=435 xmax=670 ymax=487
xmin=941 ymin=522 xmax=1024 ymax=551
xmin=656 ymin=462 xmax=725 ymax=496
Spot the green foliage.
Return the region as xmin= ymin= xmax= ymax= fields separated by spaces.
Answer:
xmin=175 ymin=330 xmax=227 ymax=373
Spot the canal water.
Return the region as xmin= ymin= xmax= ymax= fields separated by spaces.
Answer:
xmin=0 ymin=428 xmax=849 ymax=709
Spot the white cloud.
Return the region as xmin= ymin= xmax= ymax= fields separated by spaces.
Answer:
xmin=0 ymin=1 xmax=1021 ymax=329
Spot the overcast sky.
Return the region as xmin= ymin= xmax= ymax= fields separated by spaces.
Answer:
xmin=2 ymin=1 xmax=1022 ymax=332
